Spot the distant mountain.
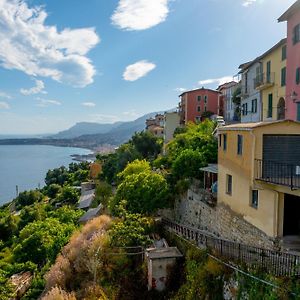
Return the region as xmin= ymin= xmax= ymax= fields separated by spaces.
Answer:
xmin=50 ymin=122 xmax=123 ymax=139
xmin=0 ymin=110 xmax=168 ymax=149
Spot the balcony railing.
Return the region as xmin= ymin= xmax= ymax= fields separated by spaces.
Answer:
xmin=255 ymin=159 xmax=300 ymax=189
xmin=254 ymin=73 xmax=275 ymax=89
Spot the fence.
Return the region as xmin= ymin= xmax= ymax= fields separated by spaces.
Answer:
xmin=162 ymin=218 xmax=300 ymax=277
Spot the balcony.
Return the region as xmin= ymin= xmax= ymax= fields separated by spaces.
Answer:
xmin=255 ymin=159 xmax=300 ymax=189
xmin=254 ymin=73 xmax=275 ymax=90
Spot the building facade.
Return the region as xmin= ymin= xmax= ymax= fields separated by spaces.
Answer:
xmin=217 ymin=81 xmax=240 ymax=123
xmin=218 ymin=120 xmax=300 ymax=248
xmin=164 ymin=111 xmax=180 ymax=144
xmin=178 ymin=88 xmax=220 ymax=125
xmin=239 ymin=61 xmax=262 ymax=123
xmin=254 ymin=39 xmax=287 ymax=121
xmin=279 ymin=0 xmax=300 ymax=121
xmin=145 ymin=114 xmax=165 ymax=138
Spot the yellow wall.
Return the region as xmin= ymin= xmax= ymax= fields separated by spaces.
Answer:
xmin=260 ymin=43 xmax=286 ymax=121
xmin=218 ymin=121 xmax=300 ymax=238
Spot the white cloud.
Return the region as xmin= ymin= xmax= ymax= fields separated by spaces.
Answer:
xmin=122 ymin=109 xmax=139 ymax=117
xmin=89 ymin=113 xmax=120 ymax=123
xmin=242 ymin=0 xmax=256 ymax=7
xmin=20 ymin=79 xmax=46 ymax=95
xmin=123 ymin=60 xmax=156 ymax=81
xmin=198 ymin=76 xmax=234 ymax=86
xmin=0 ymin=91 xmax=12 ymax=99
xmin=174 ymin=87 xmax=187 ymax=93
xmin=37 ymin=97 xmax=61 ymax=107
xmin=0 ymin=0 xmax=100 ymax=87
xmin=0 ymin=101 xmax=10 ymax=109
xmin=111 ymin=0 xmax=169 ymax=31
xmin=81 ymin=102 xmax=96 ymax=107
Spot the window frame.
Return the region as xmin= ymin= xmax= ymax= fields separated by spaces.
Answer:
xmin=250 ymin=190 xmax=259 ymax=209
xmin=296 ymin=67 xmax=300 ymax=85
xmin=282 ymin=45 xmax=287 ymax=61
xmin=226 ymin=174 xmax=232 ymax=196
xmin=223 ymin=134 xmax=227 ymax=151
xmin=197 ymin=95 xmax=201 ymax=101
xmin=267 ymin=93 xmax=273 ymax=118
xmin=281 ymin=67 xmax=286 ymax=87
xmin=251 ymin=99 xmax=257 ymax=113
xmin=293 ymin=23 xmax=300 ymax=45
xmin=237 ymin=134 xmax=243 ymax=155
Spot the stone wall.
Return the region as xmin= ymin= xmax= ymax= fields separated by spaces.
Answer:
xmin=170 ymin=188 xmax=278 ymax=250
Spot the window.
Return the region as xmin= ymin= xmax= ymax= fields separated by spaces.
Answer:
xmin=251 ymin=99 xmax=257 ymax=113
xmin=266 ymin=61 xmax=271 ymax=83
xmin=242 ymin=103 xmax=248 ymax=116
xmin=223 ymin=134 xmax=227 ymax=151
xmin=197 ymin=95 xmax=201 ymax=101
xmin=282 ymin=45 xmax=287 ymax=60
xmin=195 ymin=116 xmax=201 ymax=122
xmin=204 ymin=105 xmax=207 ymax=112
xmin=281 ymin=67 xmax=286 ymax=87
xmin=293 ymin=24 xmax=300 ymax=45
xmin=204 ymin=95 xmax=208 ymax=103
xmin=237 ymin=134 xmax=243 ymax=155
xmin=296 ymin=67 xmax=300 ymax=85
xmin=219 ymin=135 xmax=222 ymax=147
xmin=297 ymin=103 xmax=300 ymax=122
xmin=226 ymin=174 xmax=232 ymax=195
xmin=267 ymin=94 xmax=273 ymax=118
xmin=197 ymin=106 xmax=201 ymax=112
xmin=250 ymin=190 xmax=259 ymax=209
xmin=245 ymin=73 xmax=248 ymax=94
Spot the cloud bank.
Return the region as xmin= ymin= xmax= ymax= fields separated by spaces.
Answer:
xmin=20 ymin=79 xmax=46 ymax=95
xmin=37 ymin=97 xmax=61 ymax=107
xmin=111 ymin=0 xmax=169 ymax=31
xmin=0 ymin=0 xmax=100 ymax=87
xmin=81 ymin=102 xmax=96 ymax=107
xmin=242 ymin=0 xmax=257 ymax=7
xmin=123 ymin=60 xmax=156 ymax=81
xmin=198 ymin=76 xmax=234 ymax=86
xmin=0 ymin=102 xmax=10 ymax=109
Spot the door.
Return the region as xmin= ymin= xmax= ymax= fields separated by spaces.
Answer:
xmin=283 ymin=194 xmax=300 ymax=236
xmin=266 ymin=61 xmax=271 ymax=83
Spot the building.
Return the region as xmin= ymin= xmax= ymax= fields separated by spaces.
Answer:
xmin=178 ymin=88 xmax=220 ymax=125
xmin=254 ymin=39 xmax=287 ymax=121
xmin=239 ymin=61 xmax=262 ymax=123
xmin=218 ymin=120 xmax=300 ymax=250
xmin=217 ymin=81 xmax=240 ymax=123
xmin=145 ymin=114 xmax=165 ymax=138
xmin=278 ymin=0 xmax=300 ymax=121
xmin=164 ymin=111 xmax=180 ymax=144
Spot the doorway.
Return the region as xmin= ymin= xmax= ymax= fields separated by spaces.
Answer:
xmin=283 ymin=194 xmax=300 ymax=236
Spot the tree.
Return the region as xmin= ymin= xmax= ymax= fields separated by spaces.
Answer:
xmin=15 ymin=190 xmax=44 ymax=210
xmin=232 ymin=86 xmax=241 ymax=121
xmin=45 ymin=167 xmax=69 ymax=186
xmin=46 ymin=184 xmax=62 ymax=199
xmin=13 ymin=218 xmax=75 ymax=266
xmin=117 ymin=159 xmax=151 ymax=181
xmin=95 ymin=182 xmax=113 ymax=207
xmin=172 ymin=149 xmax=206 ymax=180
xmin=47 ymin=206 xmax=83 ymax=225
xmin=57 ymin=186 xmax=79 ymax=205
xmin=114 ymin=171 xmax=169 ymax=214
xmin=19 ymin=203 xmax=47 ymax=229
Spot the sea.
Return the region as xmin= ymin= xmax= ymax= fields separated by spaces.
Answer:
xmin=0 ymin=145 xmax=92 ymax=206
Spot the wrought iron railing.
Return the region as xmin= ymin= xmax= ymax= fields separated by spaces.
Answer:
xmin=254 ymin=72 xmax=275 ymax=89
xmin=255 ymin=159 xmax=300 ymax=189
xmin=162 ymin=218 xmax=300 ymax=277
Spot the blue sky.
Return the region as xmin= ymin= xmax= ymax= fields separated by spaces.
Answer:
xmin=0 ymin=0 xmax=295 ymax=134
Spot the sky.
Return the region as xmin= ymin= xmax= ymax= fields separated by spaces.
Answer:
xmin=0 ymin=0 xmax=296 ymax=134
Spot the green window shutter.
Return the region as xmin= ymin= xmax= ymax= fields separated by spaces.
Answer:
xmin=282 ymin=45 xmax=287 ymax=61
xmin=297 ymin=103 xmax=300 ymax=121
xmin=281 ymin=67 xmax=286 ymax=87
xmin=268 ymin=94 xmax=273 ymax=118
xmin=296 ymin=67 xmax=300 ymax=85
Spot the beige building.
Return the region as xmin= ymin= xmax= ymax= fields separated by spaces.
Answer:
xmin=145 ymin=114 xmax=164 ymax=138
xmin=218 ymin=120 xmax=300 ymax=248
xmin=164 ymin=111 xmax=180 ymax=144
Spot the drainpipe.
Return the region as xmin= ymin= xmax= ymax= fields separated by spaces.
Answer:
xmin=250 ymin=130 xmax=256 ymax=184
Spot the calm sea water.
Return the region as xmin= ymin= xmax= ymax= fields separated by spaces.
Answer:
xmin=0 ymin=145 xmax=92 ymax=205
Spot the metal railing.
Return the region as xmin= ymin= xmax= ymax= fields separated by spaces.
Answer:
xmin=255 ymin=159 xmax=300 ymax=189
xmin=254 ymin=72 xmax=275 ymax=89
xmin=162 ymin=218 xmax=300 ymax=277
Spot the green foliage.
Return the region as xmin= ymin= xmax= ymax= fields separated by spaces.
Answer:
xmin=109 ymin=207 xmax=152 ymax=247
xmin=172 ymin=149 xmax=206 ymax=180
xmin=113 ymin=161 xmax=169 ymax=214
xmin=13 ymin=218 xmax=75 ymax=266
xmin=45 ymin=184 xmax=62 ymax=199
xmin=45 ymin=166 xmax=69 ymax=186
xmin=0 ymin=213 xmax=19 ymax=242
xmin=19 ymin=202 xmax=48 ymax=229
xmin=15 ymin=190 xmax=44 ymax=210
xmin=56 ymin=186 xmax=79 ymax=205
xmin=94 ymin=181 xmax=113 ymax=207
xmin=117 ymin=159 xmax=151 ymax=181
xmin=201 ymin=110 xmax=214 ymax=119
xmin=47 ymin=206 xmax=83 ymax=225
xmin=167 ymin=120 xmax=218 ymax=165
xmin=0 ymin=270 xmax=14 ymax=300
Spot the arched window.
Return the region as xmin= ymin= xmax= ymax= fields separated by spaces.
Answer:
xmin=277 ymin=97 xmax=285 ymax=120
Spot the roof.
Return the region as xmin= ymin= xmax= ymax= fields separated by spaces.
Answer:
xmin=146 ymin=247 xmax=183 ymax=259
xmin=278 ymin=0 xmax=300 ymax=22
xmin=179 ymin=87 xmax=220 ymax=97
xmin=78 ymin=204 xmax=102 ymax=223
xmin=217 ymin=81 xmax=238 ymax=91
xmin=200 ymin=164 xmax=218 ymax=174
xmin=78 ymin=189 xmax=95 ymax=209
xmin=239 ymin=38 xmax=287 ymax=72
xmin=218 ymin=119 xmax=300 ymax=131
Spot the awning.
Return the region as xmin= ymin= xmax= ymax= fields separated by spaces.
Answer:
xmin=199 ymin=164 xmax=218 ymax=174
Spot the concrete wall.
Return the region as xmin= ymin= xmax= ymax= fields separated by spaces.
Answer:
xmin=164 ymin=112 xmax=180 ymax=144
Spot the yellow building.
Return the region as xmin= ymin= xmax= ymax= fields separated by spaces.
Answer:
xmin=218 ymin=120 xmax=300 ymax=249
xmin=254 ymin=39 xmax=287 ymax=121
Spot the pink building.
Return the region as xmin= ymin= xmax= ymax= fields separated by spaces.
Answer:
xmin=278 ymin=0 xmax=300 ymax=121
xmin=178 ymin=88 xmax=220 ymax=125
